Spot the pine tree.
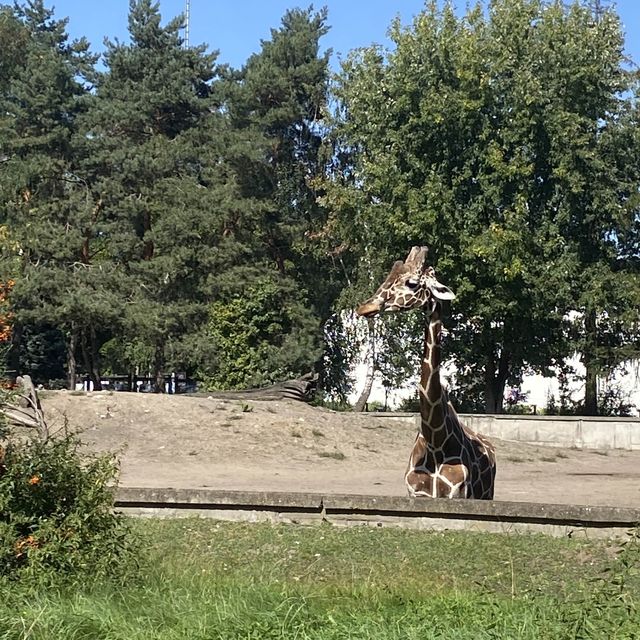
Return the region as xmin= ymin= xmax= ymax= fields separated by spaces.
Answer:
xmin=82 ymin=0 xmax=233 ymax=391
xmin=201 ymin=7 xmax=337 ymax=389
xmin=0 ymin=0 xmax=111 ymax=389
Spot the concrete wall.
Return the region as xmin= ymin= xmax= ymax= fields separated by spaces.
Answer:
xmin=461 ymin=414 xmax=640 ymax=451
xmin=372 ymin=412 xmax=640 ymax=450
xmin=115 ymin=487 xmax=640 ymax=538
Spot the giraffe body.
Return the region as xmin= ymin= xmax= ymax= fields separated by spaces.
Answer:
xmin=406 ymin=405 xmax=496 ymax=499
xmin=357 ymin=246 xmax=496 ymax=500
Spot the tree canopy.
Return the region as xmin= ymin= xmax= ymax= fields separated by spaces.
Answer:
xmin=0 ymin=0 xmax=638 ymax=415
xmin=325 ymin=0 xmax=640 ymax=413
xmin=0 ymin=0 xmax=335 ymax=393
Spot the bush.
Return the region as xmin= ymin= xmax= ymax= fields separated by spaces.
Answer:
xmin=396 ymin=394 xmax=420 ymax=413
xmin=0 ymin=432 xmax=136 ymax=584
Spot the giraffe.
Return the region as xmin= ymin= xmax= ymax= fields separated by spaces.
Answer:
xmin=356 ymin=246 xmax=496 ymax=499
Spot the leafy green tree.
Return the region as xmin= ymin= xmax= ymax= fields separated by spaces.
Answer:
xmin=317 ymin=311 xmax=360 ymax=404
xmin=200 ymin=274 xmax=320 ymax=389
xmin=540 ymin=2 xmax=640 ymax=414
xmin=575 ymin=81 xmax=640 ymax=413
xmin=327 ymin=0 xmax=638 ymax=413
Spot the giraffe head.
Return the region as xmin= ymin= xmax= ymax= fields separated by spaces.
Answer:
xmin=356 ymin=246 xmax=454 ymax=318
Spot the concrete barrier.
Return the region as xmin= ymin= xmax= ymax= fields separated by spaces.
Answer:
xmin=115 ymin=487 xmax=640 ymax=538
xmin=461 ymin=414 xmax=640 ymax=450
xmin=368 ymin=412 xmax=640 ymax=450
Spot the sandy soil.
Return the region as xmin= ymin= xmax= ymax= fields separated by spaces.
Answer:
xmin=38 ymin=390 xmax=640 ymax=509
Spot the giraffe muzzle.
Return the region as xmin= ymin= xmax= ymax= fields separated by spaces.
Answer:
xmin=356 ymin=300 xmax=382 ymax=317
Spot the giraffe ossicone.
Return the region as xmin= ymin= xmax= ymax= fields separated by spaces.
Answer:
xmin=356 ymin=246 xmax=496 ymax=500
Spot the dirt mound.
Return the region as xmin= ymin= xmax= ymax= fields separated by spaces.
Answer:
xmin=37 ymin=390 xmax=640 ymax=507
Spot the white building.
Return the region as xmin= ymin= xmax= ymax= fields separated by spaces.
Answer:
xmin=351 ymin=356 xmax=640 ymax=416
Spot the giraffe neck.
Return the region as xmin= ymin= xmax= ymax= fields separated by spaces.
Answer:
xmin=419 ymin=307 xmax=449 ymax=448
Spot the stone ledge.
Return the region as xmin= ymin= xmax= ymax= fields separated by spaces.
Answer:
xmin=116 ymin=487 xmax=323 ymax=510
xmin=115 ymin=487 xmax=640 ymax=529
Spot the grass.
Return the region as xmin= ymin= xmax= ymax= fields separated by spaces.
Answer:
xmin=317 ymin=450 xmax=346 ymax=460
xmin=539 ymin=450 xmax=571 ymax=462
xmin=0 ymin=519 xmax=638 ymax=639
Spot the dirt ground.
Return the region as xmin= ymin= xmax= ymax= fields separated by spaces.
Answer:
xmin=38 ymin=390 xmax=640 ymax=509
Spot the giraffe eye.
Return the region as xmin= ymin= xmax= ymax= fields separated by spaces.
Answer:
xmin=406 ymin=279 xmax=419 ymax=289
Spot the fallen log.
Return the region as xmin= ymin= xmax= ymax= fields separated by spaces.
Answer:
xmin=189 ymin=373 xmax=318 ymax=402
xmin=1 ymin=374 xmax=49 ymax=441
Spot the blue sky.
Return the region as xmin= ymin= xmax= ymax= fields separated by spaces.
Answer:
xmin=47 ymin=1 xmax=640 ymax=71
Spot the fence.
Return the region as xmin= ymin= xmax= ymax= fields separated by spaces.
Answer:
xmin=79 ymin=373 xmax=196 ymax=394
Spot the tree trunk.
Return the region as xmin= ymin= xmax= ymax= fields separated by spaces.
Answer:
xmin=80 ymin=326 xmax=103 ymax=391
xmin=89 ymin=325 xmax=103 ymax=391
xmin=353 ymin=319 xmax=375 ymax=412
xmin=484 ymin=385 xmax=497 ymax=414
xmin=7 ymin=322 xmax=22 ymax=380
xmin=484 ymin=348 xmax=509 ymax=414
xmin=484 ymin=353 xmax=497 ymax=414
xmin=583 ymin=309 xmax=598 ymax=415
xmin=584 ymin=363 xmax=598 ymax=416
xmin=153 ymin=342 xmax=164 ymax=393
xmin=67 ymin=324 xmax=78 ymax=390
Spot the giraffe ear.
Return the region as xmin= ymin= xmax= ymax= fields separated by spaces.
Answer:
xmin=389 ymin=260 xmax=405 ymax=276
xmin=430 ymin=282 xmax=455 ymax=300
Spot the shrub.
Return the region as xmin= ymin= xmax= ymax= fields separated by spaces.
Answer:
xmin=361 ymin=400 xmax=382 ymax=412
xmin=0 ymin=432 xmax=136 ymax=584
xmin=396 ymin=394 xmax=420 ymax=413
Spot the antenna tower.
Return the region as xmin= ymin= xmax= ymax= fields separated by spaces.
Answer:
xmin=184 ymin=0 xmax=191 ymax=48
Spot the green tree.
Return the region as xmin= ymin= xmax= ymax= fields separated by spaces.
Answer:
xmin=0 ymin=0 xmax=116 ymax=389
xmin=230 ymin=7 xmax=332 ymax=288
xmin=82 ymin=0 xmax=235 ymax=391
xmin=544 ymin=2 xmax=640 ymax=415
xmin=215 ymin=7 xmax=341 ymax=390
xmin=200 ymin=275 xmax=320 ymax=389
xmin=327 ymin=0 xmax=638 ymax=413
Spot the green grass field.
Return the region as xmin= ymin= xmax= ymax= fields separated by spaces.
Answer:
xmin=1 ymin=519 xmax=638 ymax=639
